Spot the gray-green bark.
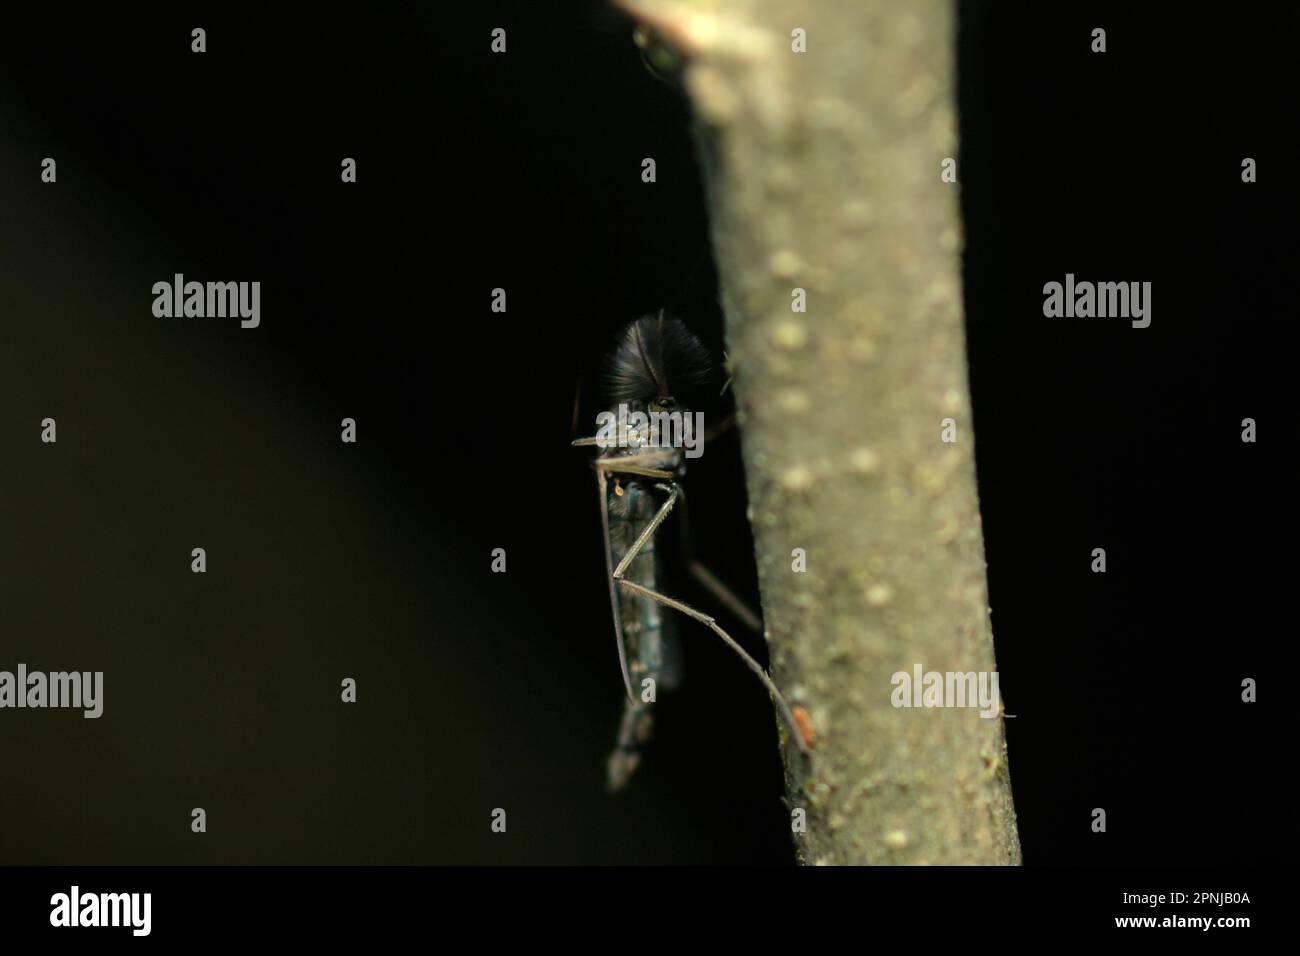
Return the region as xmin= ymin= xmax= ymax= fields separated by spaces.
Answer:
xmin=618 ymin=0 xmax=1021 ymax=865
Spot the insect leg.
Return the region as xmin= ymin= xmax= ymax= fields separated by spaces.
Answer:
xmin=669 ymin=484 xmax=763 ymax=634
xmin=593 ymin=451 xmax=676 ymax=481
xmin=609 ymin=483 xmax=812 ymax=755
xmin=569 ymin=375 xmax=584 ymax=440
xmin=596 ymin=467 xmax=635 ymax=700
xmin=616 ymin=578 xmax=812 ymax=755
xmin=611 ymin=483 xmax=680 ymax=580
xmin=702 ymin=413 xmax=736 ymax=443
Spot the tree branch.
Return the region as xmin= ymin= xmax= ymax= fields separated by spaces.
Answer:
xmin=619 ymin=0 xmax=1021 ymax=865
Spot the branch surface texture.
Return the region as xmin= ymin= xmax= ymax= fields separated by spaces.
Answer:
xmin=620 ymin=0 xmax=1022 ymax=865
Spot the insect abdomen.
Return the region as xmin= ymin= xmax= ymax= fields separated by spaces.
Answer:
xmin=606 ymin=482 xmax=665 ymax=791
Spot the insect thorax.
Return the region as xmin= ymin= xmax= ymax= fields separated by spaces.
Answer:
xmin=596 ymin=398 xmax=690 ymax=481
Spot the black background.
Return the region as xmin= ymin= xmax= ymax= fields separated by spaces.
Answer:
xmin=0 ymin=1 xmax=1290 ymax=866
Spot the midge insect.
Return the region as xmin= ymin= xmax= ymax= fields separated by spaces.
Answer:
xmin=573 ymin=310 xmax=814 ymax=790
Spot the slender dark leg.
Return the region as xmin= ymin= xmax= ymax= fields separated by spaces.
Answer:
xmin=670 ymin=484 xmax=763 ymax=634
xmin=611 ymin=483 xmax=811 ymax=755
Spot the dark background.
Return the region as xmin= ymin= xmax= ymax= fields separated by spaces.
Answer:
xmin=0 ymin=1 xmax=1290 ymax=865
